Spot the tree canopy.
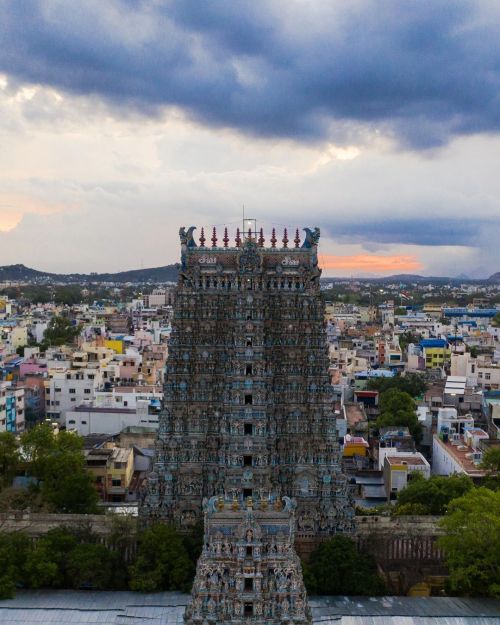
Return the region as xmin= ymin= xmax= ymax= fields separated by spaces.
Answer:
xmin=439 ymin=488 xmax=500 ymax=598
xmin=42 ymin=315 xmax=81 ymax=348
xmin=0 ymin=521 xmax=202 ymax=599
xmin=376 ymin=388 xmax=423 ymax=443
xmin=394 ymin=473 xmax=474 ymax=515
xmin=481 ymin=447 xmax=500 ymax=491
xmin=0 ymin=432 xmax=20 ymax=490
xmin=303 ymin=536 xmax=385 ymax=596
xmin=20 ymin=424 xmax=98 ymax=514
xmin=482 ymin=447 xmax=500 ymax=473
xmin=367 ymin=373 xmax=427 ymax=398
xmin=0 ymin=532 xmax=31 ymax=598
xmin=129 ymin=523 xmax=195 ymax=592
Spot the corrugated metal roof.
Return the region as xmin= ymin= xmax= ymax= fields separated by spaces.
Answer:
xmin=0 ymin=592 xmax=498 ymax=624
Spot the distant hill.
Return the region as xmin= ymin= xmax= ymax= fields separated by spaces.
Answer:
xmin=0 ymin=263 xmax=496 ymax=285
xmin=322 ymin=273 xmax=471 ymax=284
xmin=0 ymin=263 xmax=179 ymax=284
xmin=373 ymin=274 xmax=427 ymax=282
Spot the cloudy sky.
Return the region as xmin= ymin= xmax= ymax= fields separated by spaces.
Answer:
xmin=0 ymin=0 xmax=499 ymax=277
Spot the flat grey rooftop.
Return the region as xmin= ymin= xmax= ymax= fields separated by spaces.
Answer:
xmin=0 ymin=591 xmax=498 ymax=624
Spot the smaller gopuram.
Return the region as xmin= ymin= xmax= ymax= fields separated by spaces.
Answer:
xmin=184 ymin=494 xmax=312 ymax=625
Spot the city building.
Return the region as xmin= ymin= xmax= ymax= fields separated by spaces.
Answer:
xmin=383 ymin=453 xmax=430 ymax=500
xmin=0 ymin=381 xmax=25 ymax=432
xmin=419 ymin=338 xmax=451 ymax=369
xmin=85 ymin=444 xmax=135 ymax=502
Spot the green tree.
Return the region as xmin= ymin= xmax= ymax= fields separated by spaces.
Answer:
xmin=303 ymin=536 xmax=385 ymax=595
xmin=67 ymin=543 xmax=114 ymax=589
xmin=492 ymin=312 xmax=500 ymax=328
xmin=368 ymin=373 xmax=427 ymax=398
xmin=376 ymin=388 xmax=423 ymax=443
xmin=482 ymin=447 xmax=500 ymax=472
xmin=129 ymin=523 xmax=194 ymax=592
xmin=481 ymin=447 xmax=500 ymax=491
xmin=53 ymin=285 xmax=83 ymax=306
xmin=0 ymin=532 xmax=30 ymax=598
xmin=0 ymin=432 xmax=20 ymax=489
xmin=25 ymin=525 xmax=117 ymax=590
xmin=182 ymin=521 xmax=204 ymax=568
xmin=394 ymin=473 xmax=474 ymax=515
xmin=0 ymin=487 xmax=41 ymax=513
xmin=40 ymin=453 xmax=99 ymax=514
xmin=41 ymin=315 xmax=80 ymax=348
xmin=398 ymin=332 xmax=422 ymax=354
xmin=22 ymin=286 xmax=51 ymax=304
xmin=20 ymin=425 xmax=98 ymax=514
xmin=439 ymin=488 xmax=500 ymax=598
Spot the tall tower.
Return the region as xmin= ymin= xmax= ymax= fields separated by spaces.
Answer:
xmin=141 ymin=224 xmax=354 ymax=540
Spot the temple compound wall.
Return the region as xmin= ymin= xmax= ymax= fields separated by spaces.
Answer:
xmin=0 ymin=511 xmax=445 ymax=593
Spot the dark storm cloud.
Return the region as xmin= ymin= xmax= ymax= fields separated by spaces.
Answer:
xmin=325 ymin=218 xmax=497 ymax=247
xmin=1 ymin=0 xmax=500 ymax=146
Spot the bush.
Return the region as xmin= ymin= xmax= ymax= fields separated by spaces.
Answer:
xmin=439 ymin=488 xmax=500 ymax=598
xmin=129 ymin=523 xmax=195 ymax=592
xmin=303 ymin=536 xmax=385 ymax=596
xmin=395 ymin=474 xmax=473 ymax=515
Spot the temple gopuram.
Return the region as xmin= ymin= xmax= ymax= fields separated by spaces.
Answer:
xmin=141 ymin=223 xmax=354 ymax=622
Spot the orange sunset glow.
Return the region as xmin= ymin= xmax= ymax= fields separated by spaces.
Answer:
xmin=318 ymin=253 xmax=422 ymax=273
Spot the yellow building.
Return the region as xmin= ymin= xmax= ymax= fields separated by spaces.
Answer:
xmin=420 ymin=339 xmax=451 ymax=369
xmin=104 ymin=339 xmax=124 ymax=355
xmin=343 ymin=435 xmax=369 ymax=457
xmin=86 ymin=445 xmax=134 ymax=502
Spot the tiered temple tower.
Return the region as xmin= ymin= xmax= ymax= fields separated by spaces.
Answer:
xmin=184 ymin=495 xmax=312 ymax=624
xmin=141 ymin=224 xmax=354 ymax=540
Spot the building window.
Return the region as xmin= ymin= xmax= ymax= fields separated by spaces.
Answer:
xmin=485 ymin=373 xmax=491 ymax=380
xmin=245 ymin=394 xmax=252 ymax=405
xmin=81 ymin=420 xmax=87 ymax=424
xmin=244 ymin=604 xmax=253 ymax=617
xmin=244 ymin=578 xmax=253 ymax=591
xmin=246 ymin=364 xmax=253 ymax=376
xmin=112 ymin=479 xmax=121 ymax=487
xmin=244 ymin=455 xmax=252 ymax=466
xmin=69 ymin=389 xmax=76 ymax=394
xmin=246 ymin=337 xmax=253 ymax=347
xmin=244 ymin=423 xmax=253 ymax=435
xmin=84 ymin=389 xmax=91 ymax=394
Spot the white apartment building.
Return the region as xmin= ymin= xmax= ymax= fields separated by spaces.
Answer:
xmin=66 ymin=398 xmax=160 ymax=436
xmin=451 ymin=353 xmax=500 ymax=390
xmin=383 ymin=452 xmax=430 ymax=500
xmin=45 ymin=367 xmax=103 ymax=423
xmin=94 ymin=386 xmax=162 ymax=410
xmin=432 ymin=426 xmax=489 ymax=479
